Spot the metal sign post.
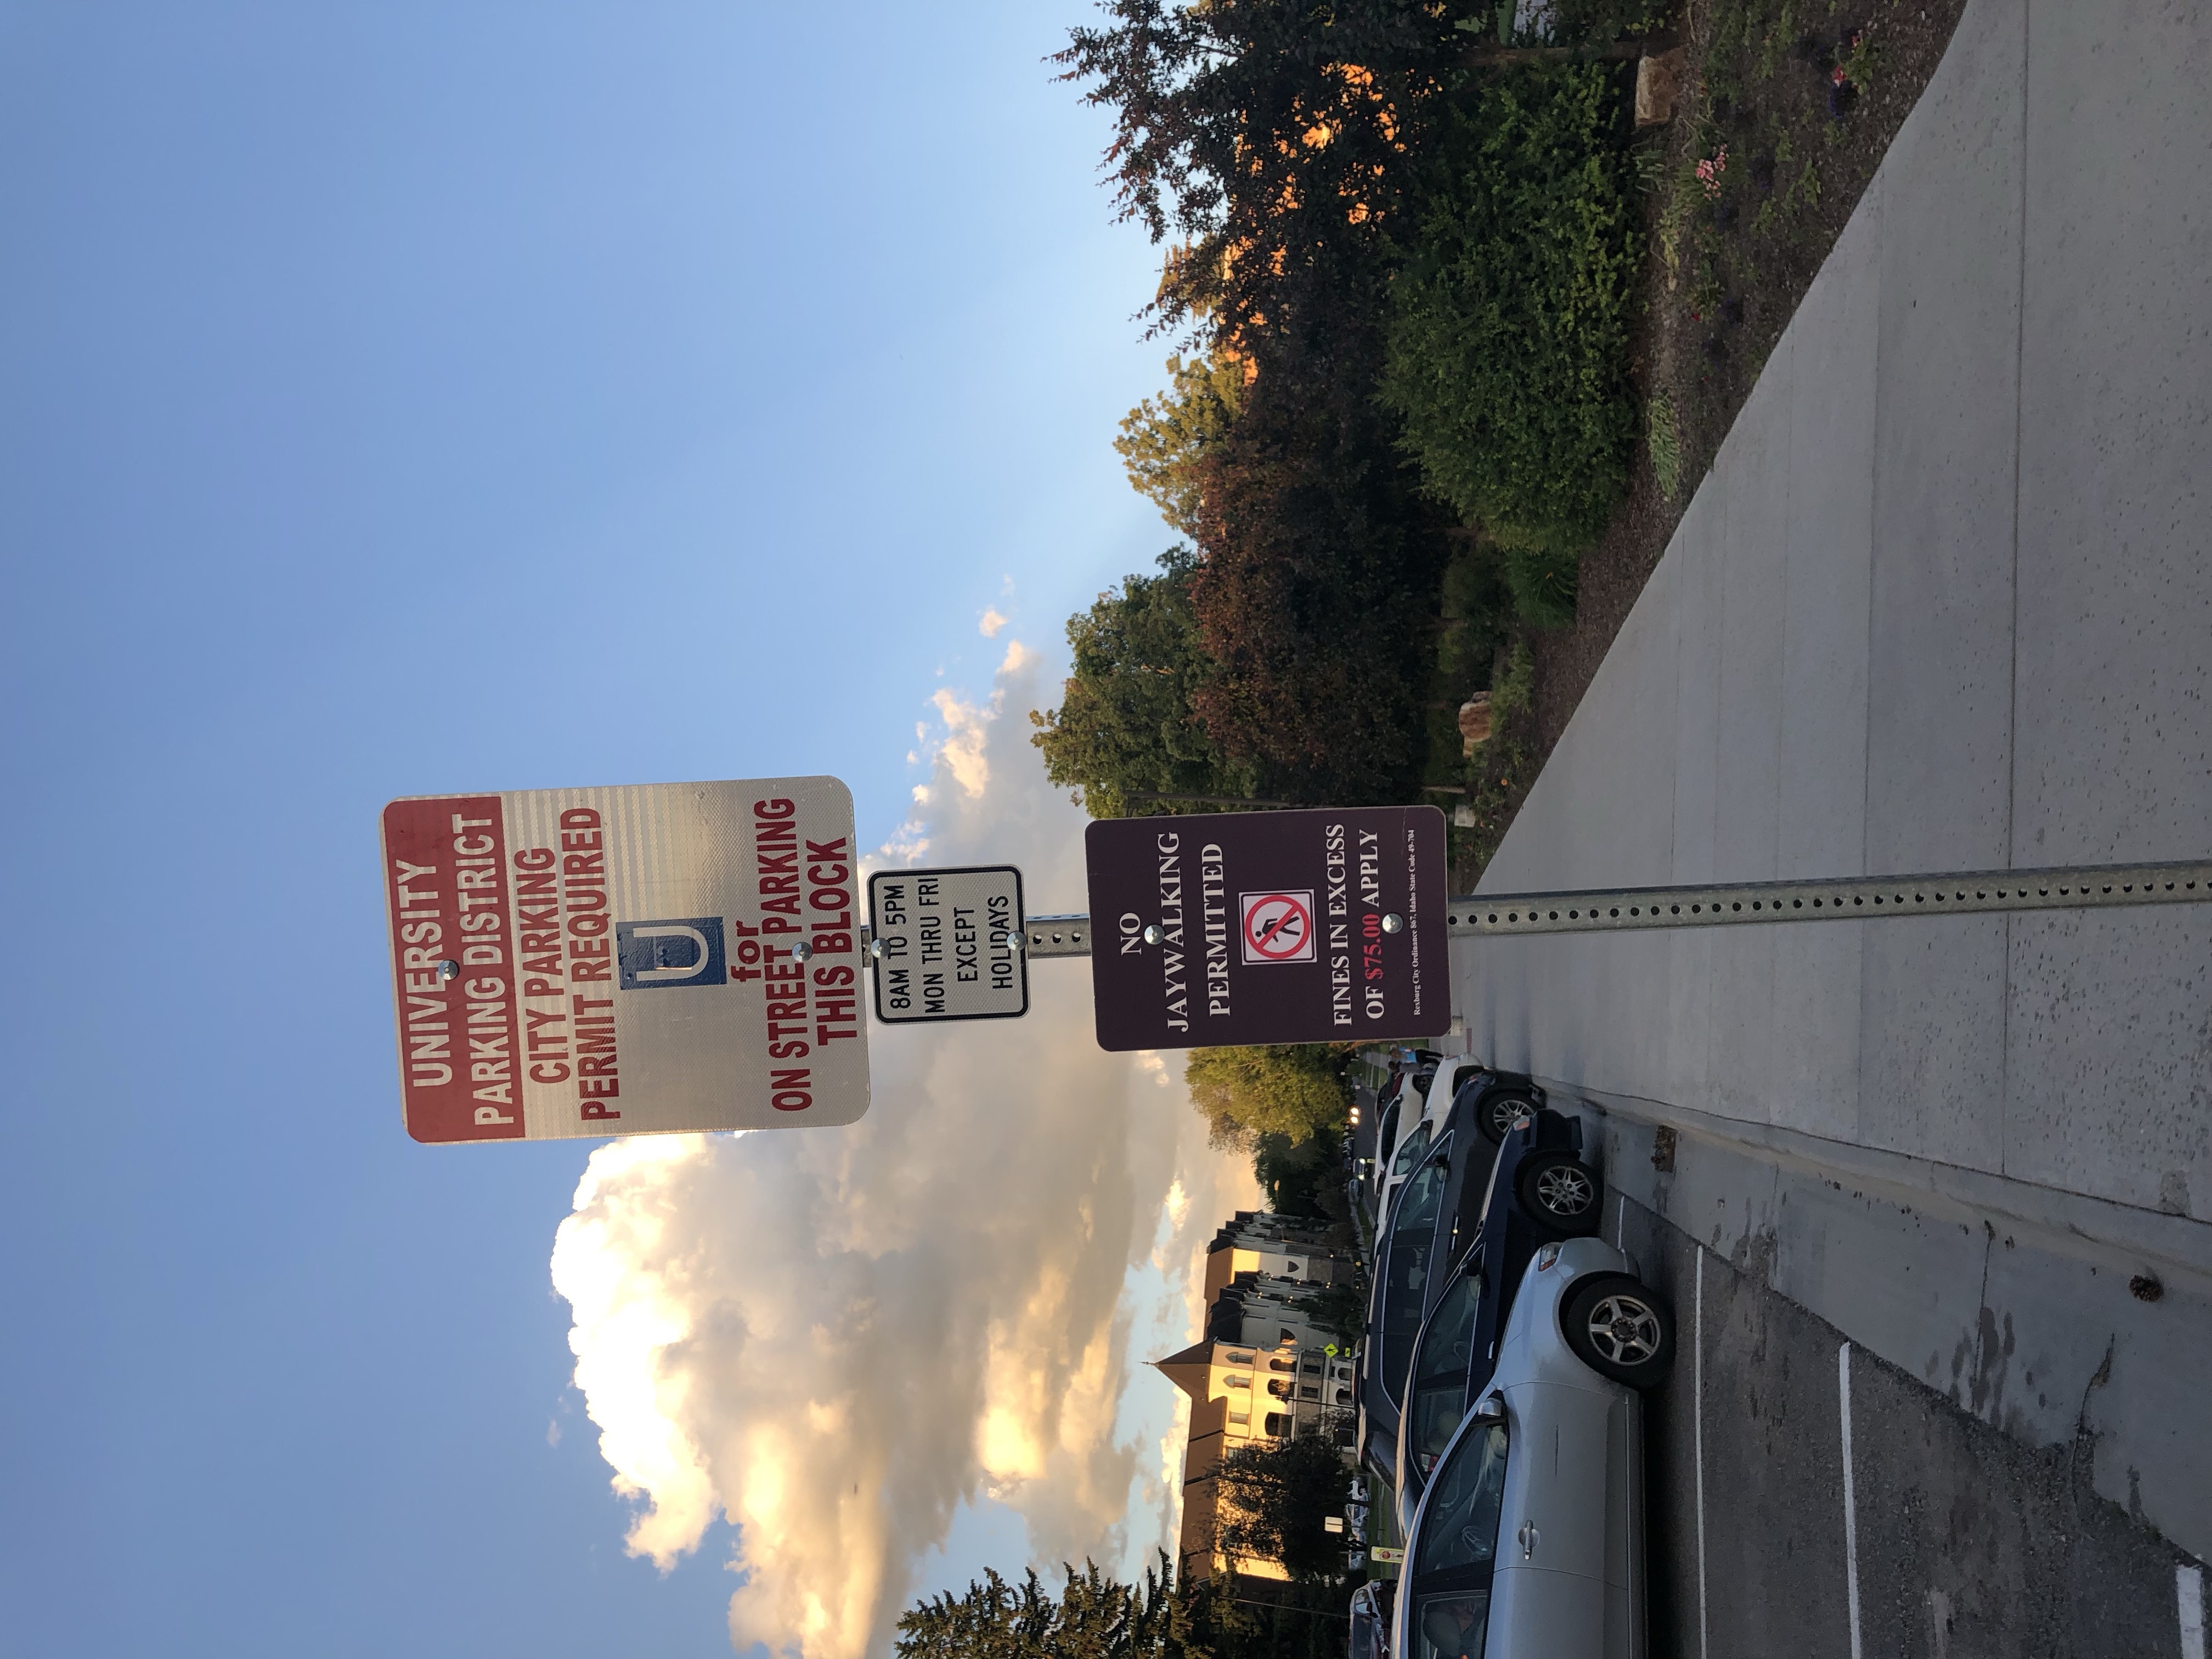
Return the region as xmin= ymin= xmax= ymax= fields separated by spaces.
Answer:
xmin=1003 ymin=857 xmax=2212 ymax=950
xmin=381 ymin=768 xmax=2212 ymax=1143
xmin=1442 ymin=860 xmax=2212 ymax=936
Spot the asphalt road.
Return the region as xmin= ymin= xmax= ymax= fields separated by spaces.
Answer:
xmin=1353 ymin=1062 xmax=2208 ymax=1649
xmin=1615 ymin=1192 xmax=2203 ymax=1658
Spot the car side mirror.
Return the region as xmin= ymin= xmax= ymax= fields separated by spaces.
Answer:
xmin=1470 ymin=1391 xmax=1506 ymax=1424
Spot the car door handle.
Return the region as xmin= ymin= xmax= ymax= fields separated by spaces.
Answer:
xmin=1517 ymin=1520 xmax=1539 ymax=1560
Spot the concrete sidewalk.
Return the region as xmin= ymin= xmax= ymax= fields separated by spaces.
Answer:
xmin=1451 ymin=0 xmax=2212 ymax=1557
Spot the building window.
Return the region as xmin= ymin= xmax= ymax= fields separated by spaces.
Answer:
xmin=1269 ymin=1356 xmax=1295 ymax=1373
xmin=1301 ymin=1356 xmax=1323 ymax=1374
xmin=1223 ymin=1374 xmax=1250 ymax=1389
xmin=1263 ymin=1413 xmax=1290 ymax=1438
xmin=1226 ymin=1351 xmax=1254 ymax=1365
xmin=1228 ymin=1412 xmax=1249 ymax=1426
xmin=1267 ymin=1379 xmax=1293 ymax=1400
xmin=1299 ymin=1385 xmax=1321 ymax=1401
xmin=1335 ymin=1387 xmax=1353 ymax=1405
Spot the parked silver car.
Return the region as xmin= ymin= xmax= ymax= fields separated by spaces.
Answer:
xmin=1390 ymin=1237 xmax=1674 ymax=1659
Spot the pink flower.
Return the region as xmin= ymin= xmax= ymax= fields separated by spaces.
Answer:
xmin=1695 ymin=146 xmax=1729 ymax=200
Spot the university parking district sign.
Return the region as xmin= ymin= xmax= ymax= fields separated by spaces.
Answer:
xmin=380 ymin=777 xmax=869 ymax=1142
xmin=1084 ymin=805 xmax=1449 ymax=1052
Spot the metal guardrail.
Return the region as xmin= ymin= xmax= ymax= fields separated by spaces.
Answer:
xmin=989 ymin=861 xmax=2212 ymax=958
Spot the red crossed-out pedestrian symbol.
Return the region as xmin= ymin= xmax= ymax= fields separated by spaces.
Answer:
xmin=1241 ymin=890 xmax=1315 ymax=963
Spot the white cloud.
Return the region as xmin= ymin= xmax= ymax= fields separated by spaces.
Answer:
xmin=549 ymin=639 xmax=1257 ymax=1659
xmin=978 ymin=607 xmax=1009 ymax=637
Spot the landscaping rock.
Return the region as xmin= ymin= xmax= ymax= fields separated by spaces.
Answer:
xmin=1458 ymin=691 xmax=1493 ymax=754
xmin=1635 ymin=47 xmax=1686 ymax=126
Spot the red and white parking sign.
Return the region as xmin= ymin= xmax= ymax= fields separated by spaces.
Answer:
xmin=380 ymin=777 xmax=870 ymax=1143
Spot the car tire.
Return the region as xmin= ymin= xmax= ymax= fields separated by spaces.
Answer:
xmin=1475 ymin=1088 xmax=1539 ymax=1145
xmin=1514 ymin=1150 xmax=1604 ymax=1235
xmin=1561 ymin=1274 xmax=1674 ymax=1386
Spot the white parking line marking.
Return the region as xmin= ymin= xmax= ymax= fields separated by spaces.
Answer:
xmin=1841 ymin=1343 xmax=1864 ymax=1659
xmin=1695 ymin=1246 xmax=1708 ymax=1659
xmin=2181 ymin=1563 xmax=2206 ymax=1659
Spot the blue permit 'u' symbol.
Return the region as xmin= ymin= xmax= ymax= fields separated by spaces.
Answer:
xmin=617 ymin=918 xmax=727 ymax=990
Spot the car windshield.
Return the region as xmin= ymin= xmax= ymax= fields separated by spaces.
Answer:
xmin=1406 ymin=1266 xmax=1483 ymax=1478
xmin=1391 ymin=1119 xmax=1435 ymax=1178
xmin=1379 ymin=1147 xmax=1452 ymax=1403
xmin=1413 ymin=1418 xmax=1509 ymax=1578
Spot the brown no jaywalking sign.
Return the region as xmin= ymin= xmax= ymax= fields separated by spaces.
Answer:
xmin=1083 ymin=805 xmax=1449 ymax=1051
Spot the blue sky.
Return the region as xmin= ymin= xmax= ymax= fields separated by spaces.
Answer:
xmin=0 ymin=4 xmax=1225 ymax=1654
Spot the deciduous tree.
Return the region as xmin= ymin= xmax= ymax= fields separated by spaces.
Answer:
xmin=1030 ymin=550 xmax=1259 ymax=819
xmin=1185 ymin=352 xmax=1454 ymax=805
xmin=1184 ymin=1045 xmax=1352 ymax=1148
xmin=1054 ymin=0 xmax=1458 ymax=350
xmin=1214 ymin=1431 xmax=1356 ymax=1581
xmin=1116 ymin=354 xmax=1245 ymax=539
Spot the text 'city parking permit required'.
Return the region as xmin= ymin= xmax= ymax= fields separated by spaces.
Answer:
xmin=380 ymin=776 xmax=869 ymax=1143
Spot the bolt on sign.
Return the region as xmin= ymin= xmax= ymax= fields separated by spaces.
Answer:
xmin=866 ymin=866 xmax=1028 ymax=1023
xmin=1084 ymin=805 xmax=1449 ymax=1052
xmin=380 ymin=777 xmax=869 ymax=1142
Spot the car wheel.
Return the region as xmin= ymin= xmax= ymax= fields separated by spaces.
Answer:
xmin=1561 ymin=1274 xmax=1675 ymax=1386
xmin=1514 ymin=1150 xmax=1604 ymax=1235
xmin=1476 ymin=1089 xmax=1538 ymax=1145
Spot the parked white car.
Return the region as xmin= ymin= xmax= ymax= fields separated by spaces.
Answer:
xmin=1374 ymin=1058 xmax=1480 ymax=1227
xmin=1390 ymin=1237 xmax=1675 ymax=1659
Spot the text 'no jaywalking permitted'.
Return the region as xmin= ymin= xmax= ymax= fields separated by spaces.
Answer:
xmin=1082 ymin=805 xmax=1449 ymax=1052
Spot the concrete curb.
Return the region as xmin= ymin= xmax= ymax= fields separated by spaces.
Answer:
xmin=1547 ymin=1074 xmax=2212 ymax=1290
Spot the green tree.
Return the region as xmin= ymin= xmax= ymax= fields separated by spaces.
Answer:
xmin=1030 ymin=549 xmax=1258 ymax=819
xmin=1058 ymin=2 xmax=1476 ymax=806
xmin=1184 ymin=349 xmax=1455 ymax=804
xmin=1184 ymin=1046 xmax=1351 ymax=1149
xmin=1378 ymin=61 xmax=1642 ymax=600
xmin=1214 ymin=1430 xmax=1356 ymax=1581
xmin=1116 ymin=354 xmax=1246 ymax=538
xmin=1054 ymin=0 xmax=1460 ymax=348
xmin=1252 ymin=1131 xmax=1344 ymax=1221
xmin=896 ymin=1561 xmax=1189 ymax=1659
xmin=896 ymin=1556 xmax=1347 ymax=1659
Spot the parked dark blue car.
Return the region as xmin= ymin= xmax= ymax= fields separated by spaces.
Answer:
xmin=1392 ymin=1105 xmax=1604 ymax=1530
xmin=1358 ymin=1093 xmax=1504 ymax=1497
